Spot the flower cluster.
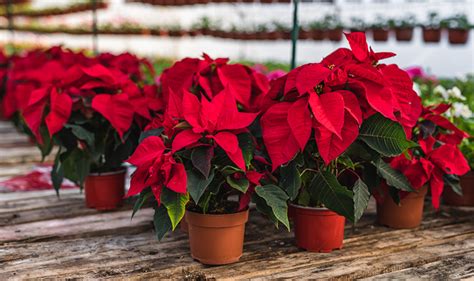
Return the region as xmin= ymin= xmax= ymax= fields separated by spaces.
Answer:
xmin=389 ymin=104 xmax=470 ymax=208
xmin=260 ymin=32 xmax=422 ymax=169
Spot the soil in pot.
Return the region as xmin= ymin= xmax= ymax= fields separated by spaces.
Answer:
xmin=448 ymin=28 xmax=469 ymax=44
xmin=443 ymin=171 xmax=474 ymax=206
xmin=291 ymin=204 xmax=345 ymax=253
xmin=186 ymin=207 xmax=249 ymax=265
xmin=422 ymin=27 xmax=441 ymax=43
xmin=85 ymin=169 xmax=126 ymax=211
xmin=372 ymin=29 xmax=389 ymax=41
xmin=376 ymin=184 xmax=427 ymax=229
xmin=395 ymin=27 xmax=414 ymax=41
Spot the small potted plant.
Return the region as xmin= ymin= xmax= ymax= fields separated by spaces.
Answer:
xmin=130 ymin=55 xmax=289 ymax=265
xmin=308 ymin=20 xmax=325 ymax=41
xmin=390 ymin=15 xmax=416 ymax=42
xmin=422 ymin=12 xmax=442 ymax=43
xmin=325 ymin=14 xmax=344 ymax=41
xmin=370 ymin=17 xmax=389 ymax=42
xmin=19 ymin=51 xmax=161 ymax=210
xmin=273 ymin=22 xmax=292 ymax=40
xmin=374 ymin=104 xmax=470 ymax=228
xmin=260 ymin=32 xmax=421 ymax=251
xmin=349 ymin=17 xmax=366 ymax=33
xmin=298 ymin=25 xmax=312 ymax=40
xmin=445 ymin=14 xmax=471 ymax=44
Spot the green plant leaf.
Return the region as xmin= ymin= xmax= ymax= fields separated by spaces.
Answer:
xmin=139 ymin=128 xmax=164 ymax=143
xmin=226 ymin=175 xmax=249 ymax=193
xmin=191 ymin=146 xmax=213 ymax=178
xmin=160 ymin=187 xmax=189 ymax=230
xmin=62 ymin=148 xmax=90 ymax=188
xmin=51 ymin=149 xmax=64 ymax=196
xmin=280 ymin=159 xmax=301 ymax=201
xmin=187 ymin=169 xmax=215 ymax=204
xmin=251 ymin=192 xmax=279 ymax=227
xmin=359 ymin=114 xmax=415 ymax=156
xmin=64 ymin=124 xmax=95 ymax=147
xmin=374 ymin=158 xmax=414 ymax=192
xmin=309 ymin=170 xmax=355 ymax=222
xmin=353 ymin=178 xmax=370 ymax=223
xmin=255 ymin=185 xmax=290 ymax=230
xmin=153 ymin=205 xmax=172 ymax=241
xmin=238 ymin=133 xmax=254 ymax=167
xmin=444 ymin=174 xmax=463 ymax=196
xmin=38 ymin=126 xmax=53 ymax=161
xmin=132 ymin=190 xmax=152 ymax=219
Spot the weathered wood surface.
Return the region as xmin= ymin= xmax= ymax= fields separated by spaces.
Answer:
xmin=0 ymin=120 xmax=473 ymax=280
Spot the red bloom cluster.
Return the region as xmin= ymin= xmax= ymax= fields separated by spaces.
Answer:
xmin=261 ymin=32 xmax=422 ymax=170
xmin=126 ymin=54 xmax=269 ymax=203
xmin=390 ymin=104 xmax=470 ymax=208
xmin=261 ymin=32 xmax=421 ymax=169
xmin=1 ymin=47 xmax=161 ymax=143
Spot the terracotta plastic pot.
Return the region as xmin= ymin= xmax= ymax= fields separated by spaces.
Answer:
xmin=85 ymin=169 xmax=126 ymax=210
xmin=310 ymin=29 xmax=325 ymax=41
xmin=327 ymin=28 xmax=343 ymax=42
xmin=372 ymin=29 xmax=389 ymax=41
xmin=395 ymin=27 xmax=414 ymax=41
xmin=180 ymin=214 xmax=189 ymax=233
xmin=377 ymin=185 xmax=427 ymax=229
xmin=443 ymin=171 xmax=474 ymax=206
xmin=448 ymin=28 xmax=469 ymax=44
xmin=422 ymin=28 xmax=441 ymax=43
xmin=291 ymin=204 xmax=345 ymax=253
xmin=186 ymin=209 xmax=249 ymax=265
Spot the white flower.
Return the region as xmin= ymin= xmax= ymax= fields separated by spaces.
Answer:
xmin=434 ymin=85 xmax=448 ymax=100
xmin=447 ymin=86 xmax=466 ymax=101
xmin=451 ymin=102 xmax=473 ymax=119
xmin=413 ymin=82 xmax=421 ymax=96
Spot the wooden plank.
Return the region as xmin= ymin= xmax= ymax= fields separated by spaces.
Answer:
xmin=361 ymin=252 xmax=474 ymax=280
xmin=0 ymin=213 xmax=472 ymax=280
xmin=0 ymin=132 xmax=30 ymax=146
xmin=0 ymin=146 xmax=55 ymax=165
xmin=0 ymin=208 xmax=154 ymax=244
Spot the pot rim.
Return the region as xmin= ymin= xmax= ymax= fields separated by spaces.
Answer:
xmin=186 ymin=207 xmax=249 ymax=217
xmin=288 ymin=202 xmax=330 ymax=211
xmin=89 ymin=168 xmax=127 ymax=177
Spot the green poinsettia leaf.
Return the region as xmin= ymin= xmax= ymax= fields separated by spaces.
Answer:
xmin=132 ymin=189 xmax=152 ymax=219
xmin=226 ymin=175 xmax=249 ymax=193
xmin=353 ymin=178 xmax=370 ymax=223
xmin=280 ymin=159 xmax=301 ymax=201
xmin=359 ymin=114 xmax=416 ymax=156
xmin=191 ymin=146 xmax=213 ymax=178
xmin=374 ymin=158 xmax=414 ymax=192
xmin=309 ymin=170 xmax=354 ymax=222
xmin=153 ymin=205 xmax=172 ymax=241
xmin=255 ymin=185 xmax=290 ymax=231
xmin=187 ymin=169 xmax=215 ymax=204
xmin=64 ymin=124 xmax=95 ymax=148
xmin=160 ymin=188 xmax=189 ymax=230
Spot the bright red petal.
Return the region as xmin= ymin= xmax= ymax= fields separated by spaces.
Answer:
xmin=429 ymin=144 xmax=470 ymax=176
xmin=309 ymin=90 xmax=345 ymax=138
xmin=23 ymin=88 xmax=49 ymax=143
xmin=295 ymin=63 xmax=331 ymax=95
xmin=287 ymin=97 xmax=312 ymax=150
xmin=344 ymin=32 xmax=369 ymax=62
xmin=212 ymin=131 xmax=246 ymax=171
xmin=166 ymin=162 xmax=187 ymax=193
xmin=217 ymin=64 xmax=252 ymax=109
xmin=92 ymin=94 xmax=134 ymax=139
xmin=171 ymin=130 xmax=201 ymax=152
xmin=45 ymin=88 xmax=72 ymax=137
xmin=127 ymin=136 xmax=165 ymax=167
xmin=261 ymin=102 xmax=300 ymax=171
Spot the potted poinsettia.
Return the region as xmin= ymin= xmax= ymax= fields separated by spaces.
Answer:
xmin=370 ymin=16 xmax=389 ymax=42
xmin=374 ymin=104 xmax=470 ymax=228
xmin=444 ymin=14 xmax=471 ymax=44
xmin=422 ymin=12 xmax=442 ymax=43
xmin=416 ymin=79 xmax=474 ymax=205
xmin=260 ymin=32 xmax=421 ymax=252
xmin=129 ymin=55 xmax=290 ymax=265
xmin=17 ymin=50 xmax=161 ymax=210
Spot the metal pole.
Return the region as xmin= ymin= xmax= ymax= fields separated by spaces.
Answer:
xmin=92 ymin=0 xmax=98 ymax=55
xmin=290 ymin=0 xmax=299 ymax=70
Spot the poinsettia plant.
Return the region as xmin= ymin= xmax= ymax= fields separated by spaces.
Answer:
xmin=5 ymin=47 xmax=161 ymax=192
xmin=260 ymin=32 xmax=421 ymax=222
xmin=129 ymin=55 xmax=293 ymax=239
xmin=378 ymin=104 xmax=470 ymax=208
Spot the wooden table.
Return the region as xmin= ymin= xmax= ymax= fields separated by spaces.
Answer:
xmin=0 ymin=121 xmax=473 ymax=280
